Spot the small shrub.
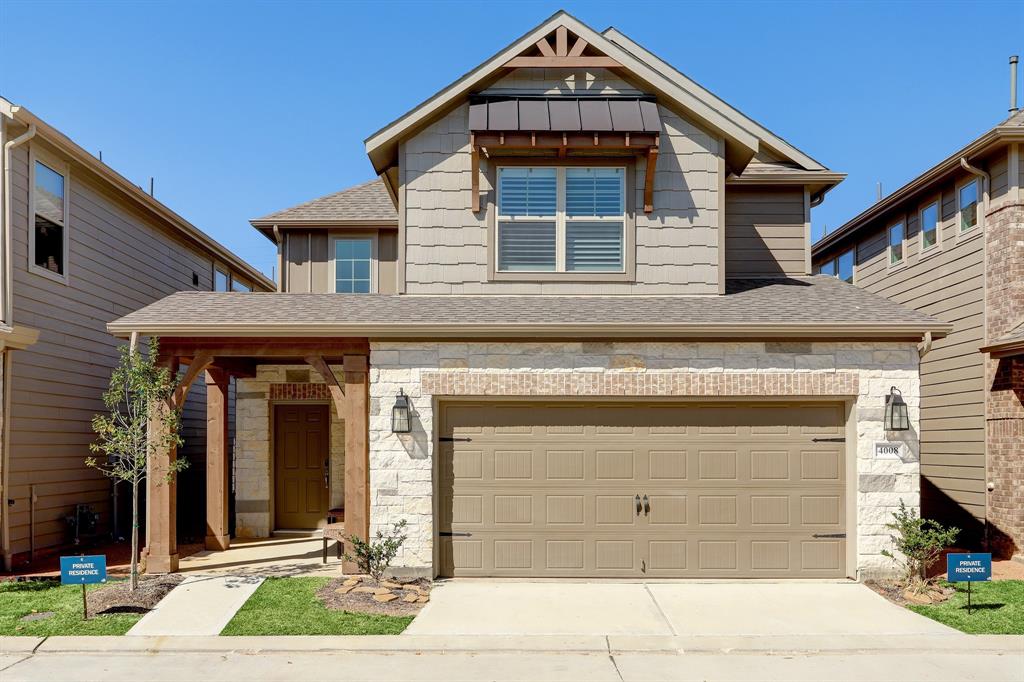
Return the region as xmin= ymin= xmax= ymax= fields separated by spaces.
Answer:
xmin=344 ymin=520 xmax=408 ymax=581
xmin=881 ymin=500 xmax=959 ymax=589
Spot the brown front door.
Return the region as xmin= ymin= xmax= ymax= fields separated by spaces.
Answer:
xmin=274 ymin=404 xmax=329 ymax=530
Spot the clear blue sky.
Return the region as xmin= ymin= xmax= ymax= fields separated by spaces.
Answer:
xmin=2 ymin=1 xmax=1021 ymax=278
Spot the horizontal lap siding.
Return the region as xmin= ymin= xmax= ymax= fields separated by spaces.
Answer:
xmin=830 ymin=165 xmax=993 ymax=530
xmin=402 ymin=70 xmax=721 ymax=294
xmin=5 ymin=139 xmax=218 ymax=555
xmin=725 ymin=188 xmax=806 ymax=277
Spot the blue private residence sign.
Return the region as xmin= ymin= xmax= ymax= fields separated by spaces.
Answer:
xmin=60 ymin=554 xmax=106 ymax=620
xmin=946 ymin=552 xmax=991 ymax=614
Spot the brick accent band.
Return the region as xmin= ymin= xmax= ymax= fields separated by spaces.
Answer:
xmin=269 ymin=383 xmax=330 ymax=401
xmin=421 ymin=371 xmax=860 ymax=397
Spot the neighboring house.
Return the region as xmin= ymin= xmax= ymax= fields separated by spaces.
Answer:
xmin=110 ymin=12 xmax=949 ymax=580
xmin=812 ymin=108 xmax=1024 ymax=560
xmin=0 ymin=98 xmax=274 ymax=571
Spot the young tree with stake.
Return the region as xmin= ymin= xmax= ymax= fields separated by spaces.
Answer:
xmin=87 ymin=338 xmax=187 ymax=591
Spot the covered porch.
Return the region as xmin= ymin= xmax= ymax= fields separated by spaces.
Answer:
xmin=146 ymin=336 xmax=370 ymax=574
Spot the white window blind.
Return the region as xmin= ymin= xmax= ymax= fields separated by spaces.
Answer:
xmin=497 ymin=166 xmax=625 ymax=274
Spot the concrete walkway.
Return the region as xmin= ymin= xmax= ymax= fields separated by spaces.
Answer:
xmin=127 ymin=575 xmax=263 ymax=636
xmin=405 ymin=581 xmax=959 ymax=637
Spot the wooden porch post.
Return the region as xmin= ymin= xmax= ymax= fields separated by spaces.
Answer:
xmin=146 ymin=397 xmax=179 ymax=573
xmin=342 ymin=355 xmax=369 ymax=574
xmin=204 ymin=368 xmax=230 ymax=551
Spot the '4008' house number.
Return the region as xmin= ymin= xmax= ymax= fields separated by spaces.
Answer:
xmin=874 ymin=442 xmax=903 ymax=459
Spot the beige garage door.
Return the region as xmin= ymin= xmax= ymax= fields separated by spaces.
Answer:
xmin=437 ymin=401 xmax=848 ymax=578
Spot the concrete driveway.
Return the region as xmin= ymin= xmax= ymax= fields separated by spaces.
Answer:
xmin=404 ymin=582 xmax=959 ymax=636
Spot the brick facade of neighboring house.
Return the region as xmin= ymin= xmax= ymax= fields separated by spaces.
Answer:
xmin=985 ymin=201 xmax=1024 ymax=558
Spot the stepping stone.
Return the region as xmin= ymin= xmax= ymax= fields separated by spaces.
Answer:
xmin=416 ymin=596 xmax=429 ymax=603
xmin=342 ymin=578 xmax=360 ymax=587
xmin=20 ymin=611 xmax=54 ymax=622
xmin=373 ymin=593 xmax=399 ymax=603
xmin=373 ymin=588 xmax=392 ymax=596
xmin=352 ymin=586 xmax=379 ymax=594
xmin=380 ymin=581 xmax=402 ymax=589
xmin=402 ymin=593 xmax=419 ymax=603
xmin=334 ymin=585 xmax=355 ymax=595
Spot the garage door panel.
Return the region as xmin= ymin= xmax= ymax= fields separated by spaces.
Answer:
xmin=439 ymin=401 xmax=847 ymax=578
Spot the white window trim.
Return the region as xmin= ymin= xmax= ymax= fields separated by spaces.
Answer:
xmin=495 ymin=166 xmax=626 ymax=274
xmin=28 ymin=145 xmax=70 ymax=285
xmin=887 ymin=219 xmax=906 ymax=270
xmin=329 ymin=233 xmax=378 ymax=294
xmin=955 ymin=177 xmax=983 ymax=238
xmin=918 ymin=197 xmax=942 ymax=257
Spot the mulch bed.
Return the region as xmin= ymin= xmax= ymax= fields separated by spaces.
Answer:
xmin=87 ymin=574 xmax=184 ymax=615
xmin=316 ymin=576 xmax=431 ymax=617
xmin=865 ymin=579 xmax=953 ymax=607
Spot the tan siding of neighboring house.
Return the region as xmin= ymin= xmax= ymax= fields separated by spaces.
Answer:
xmin=4 ymin=134 xmax=242 ymax=555
xmin=819 ymin=154 xmax=1013 ymax=534
xmin=401 ymin=85 xmax=722 ymax=294
xmin=724 ymin=187 xmax=807 ymax=277
xmin=283 ymin=229 xmax=398 ymax=294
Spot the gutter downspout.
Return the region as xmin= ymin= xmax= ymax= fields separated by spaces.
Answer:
xmin=272 ymin=225 xmax=283 ymax=292
xmin=1 ymin=120 xmax=36 ymax=571
xmin=960 ymin=155 xmax=992 ymax=553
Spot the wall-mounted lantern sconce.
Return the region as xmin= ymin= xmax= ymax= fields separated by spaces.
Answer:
xmin=884 ymin=386 xmax=910 ymax=431
xmin=392 ymin=389 xmax=411 ymax=433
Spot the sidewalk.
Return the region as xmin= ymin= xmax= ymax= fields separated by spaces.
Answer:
xmin=2 ymin=634 xmax=1021 ymax=682
xmin=126 ymin=575 xmax=263 ymax=636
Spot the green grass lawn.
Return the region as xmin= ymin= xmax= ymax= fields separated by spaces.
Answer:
xmin=0 ymin=580 xmax=141 ymax=636
xmin=908 ymin=580 xmax=1024 ymax=635
xmin=220 ymin=577 xmax=414 ymax=636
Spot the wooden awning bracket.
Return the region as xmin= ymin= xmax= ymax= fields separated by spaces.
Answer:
xmin=643 ymin=137 xmax=660 ymax=214
xmin=305 ymin=353 xmax=346 ymax=418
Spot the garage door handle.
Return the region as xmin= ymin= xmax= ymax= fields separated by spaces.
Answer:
xmin=812 ymin=533 xmax=846 ymax=539
xmin=439 ymin=531 xmax=472 ymax=537
xmin=635 ymin=495 xmax=642 ymax=516
xmin=642 ymin=495 xmax=650 ymax=516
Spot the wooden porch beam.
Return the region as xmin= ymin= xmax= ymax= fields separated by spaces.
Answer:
xmin=208 ymin=358 xmax=258 ymax=379
xmin=158 ymin=339 xmax=369 ymax=360
xmin=305 ymin=353 xmax=346 ymax=419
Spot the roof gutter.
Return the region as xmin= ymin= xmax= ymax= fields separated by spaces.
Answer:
xmin=107 ymin=320 xmax=952 ymax=341
xmin=980 ymin=338 xmax=1024 ymax=358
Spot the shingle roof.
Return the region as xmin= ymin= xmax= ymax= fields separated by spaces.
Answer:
xmin=109 ymin=276 xmax=949 ymax=339
xmin=251 ymin=179 xmax=397 ymax=224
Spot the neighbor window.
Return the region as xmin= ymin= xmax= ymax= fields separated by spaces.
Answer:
xmin=816 ymin=258 xmax=836 ymax=277
xmin=334 ymin=238 xmax=373 ymax=293
xmin=837 ymin=248 xmax=855 ymax=283
xmin=888 ymin=222 xmax=904 ymax=265
xmin=958 ymin=180 xmax=979 ymax=232
xmin=214 ymin=267 xmax=230 ymax=291
xmin=32 ymin=159 xmax=67 ymax=278
xmin=920 ymin=201 xmax=939 ymax=251
xmin=231 ymin=279 xmax=251 ymax=292
xmin=497 ymin=166 xmax=625 ymax=273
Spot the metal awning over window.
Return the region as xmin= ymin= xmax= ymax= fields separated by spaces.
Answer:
xmin=468 ymin=96 xmax=662 ymax=214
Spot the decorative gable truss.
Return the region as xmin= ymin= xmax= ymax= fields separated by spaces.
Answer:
xmin=504 ymin=25 xmax=622 ymax=69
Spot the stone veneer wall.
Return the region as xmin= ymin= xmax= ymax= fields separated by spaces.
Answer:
xmin=368 ymin=341 xmax=922 ymax=579
xmin=234 ymin=365 xmax=345 ymax=538
xmin=985 ymin=201 xmax=1024 ymax=559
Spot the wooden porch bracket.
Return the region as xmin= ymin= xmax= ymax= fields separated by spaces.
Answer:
xmin=305 ymin=353 xmax=346 ymax=418
xmin=171 ymin=352 xmax=212 ymax=409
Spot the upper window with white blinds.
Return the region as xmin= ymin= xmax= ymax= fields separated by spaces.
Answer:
xmin=497 ymin=166 xmax=625 ymax=274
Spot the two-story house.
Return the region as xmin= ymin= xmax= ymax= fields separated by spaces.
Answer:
xmin=0 ymin=97 xmax=274 ymax=571
xmin=109 ymin=12 xmax=948 ymax=580
xmin=812 ymin=105 xmax=1024 ymax=561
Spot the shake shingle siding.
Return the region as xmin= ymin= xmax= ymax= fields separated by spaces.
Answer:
xmin=402 ymin=87 xmax=722 ymax=294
